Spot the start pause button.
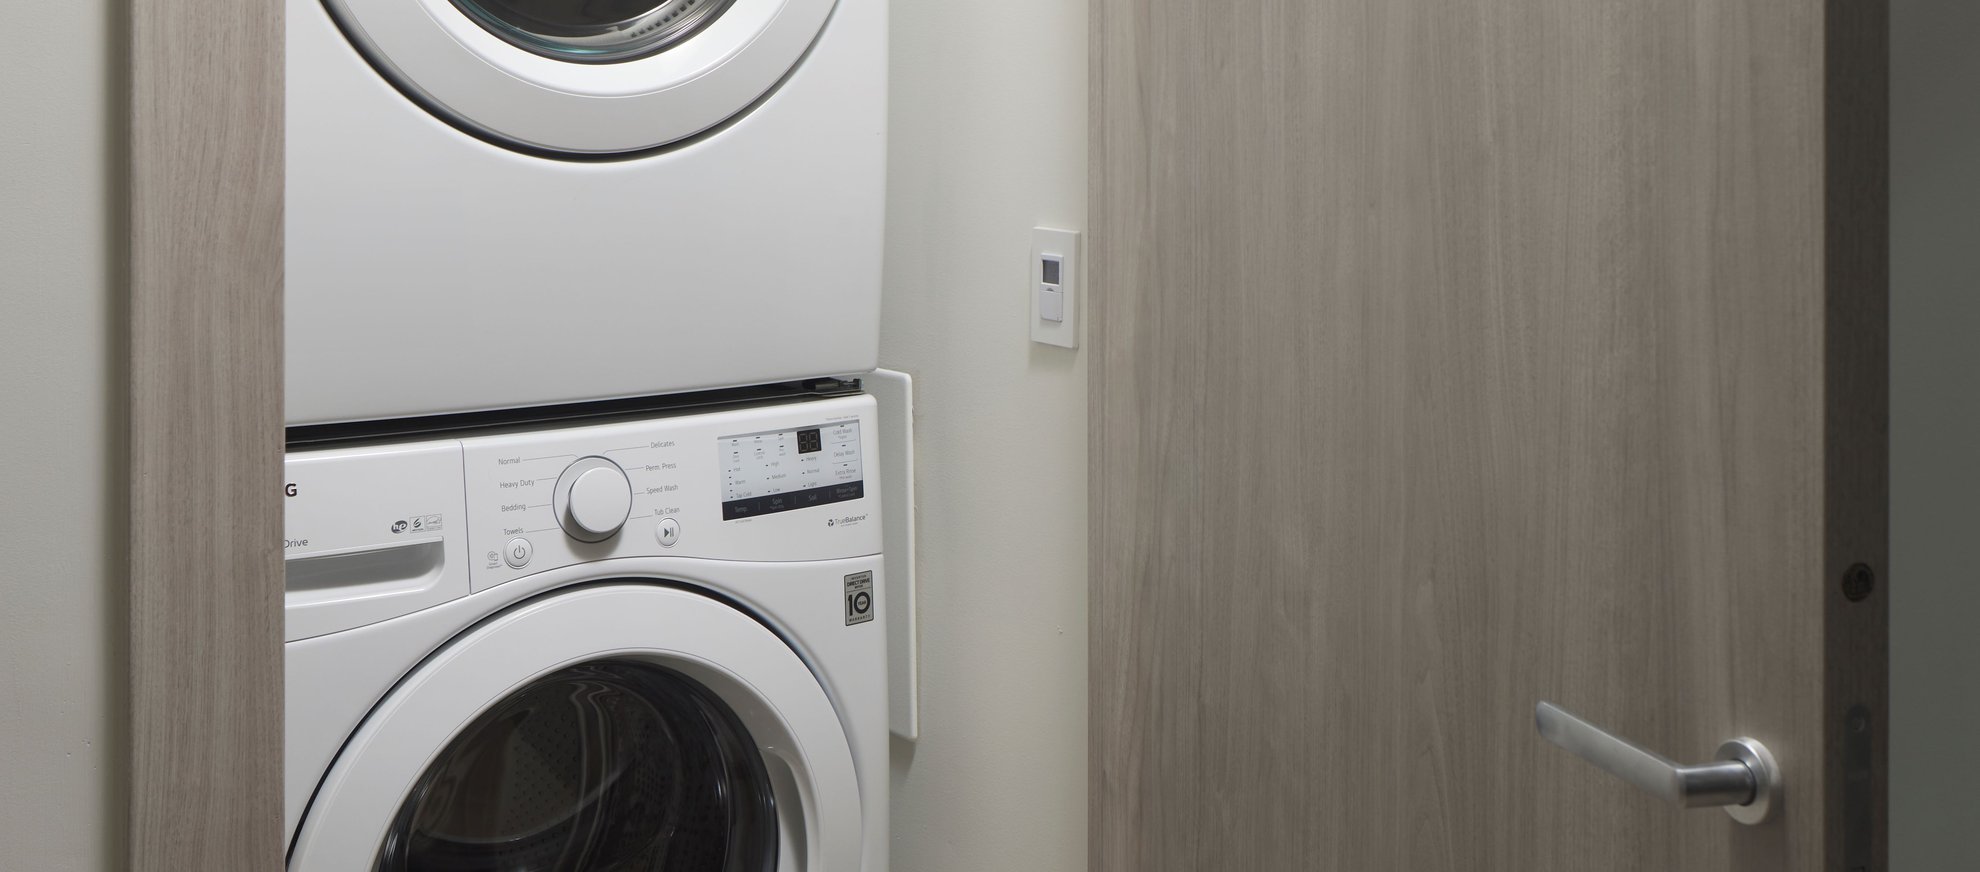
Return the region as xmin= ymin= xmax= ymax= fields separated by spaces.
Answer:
xmin=843 ymin=571 xmax=874 ymax=626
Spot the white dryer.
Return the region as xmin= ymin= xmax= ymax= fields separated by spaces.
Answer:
xmin=282 ymin=395 xmax=887 ymax=869
xmin=286 ymin=0 xmax=887 ymax=426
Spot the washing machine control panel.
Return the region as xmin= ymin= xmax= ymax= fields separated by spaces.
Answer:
xmin=459 ymin=395 xmax=881 ymax=592
xmin=719 ymin=421 xmax=864 ymax=520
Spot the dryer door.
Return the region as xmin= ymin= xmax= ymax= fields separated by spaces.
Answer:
xmin=288 ymin=585 xmax=862 ymax=870
xmin=320 ymin=0 xmax=838 ymax=154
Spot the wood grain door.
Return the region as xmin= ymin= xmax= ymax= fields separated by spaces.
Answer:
xmin=1088 ymin=2 xmax=1886 ymax=870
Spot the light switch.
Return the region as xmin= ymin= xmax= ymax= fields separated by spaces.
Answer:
xmin=1039 ymin=286 xmax=1065 ymax=322
xmin=1030 ymin=228 xmax=1079 ymax=349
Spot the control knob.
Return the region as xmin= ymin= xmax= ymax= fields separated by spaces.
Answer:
xmin=553 ymin=457 xmax=632 ymax=542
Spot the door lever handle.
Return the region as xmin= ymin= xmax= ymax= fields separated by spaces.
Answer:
xmin=1535 ymin=701 xmax=1781 ymax=825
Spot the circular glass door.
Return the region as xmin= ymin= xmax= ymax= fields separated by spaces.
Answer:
xmin=288 ymin=585 xmax=864 ymax=871
xmin=319 ymin=0 xmax=841 ymax=154
xmin=450 ymin=0 xmax=739 ymax=63
xmin=375 ymin=660 xmax=775 ymax=871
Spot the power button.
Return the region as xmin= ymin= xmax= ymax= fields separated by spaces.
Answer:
xmin=504 ymin=537 xmax=533 ymax=569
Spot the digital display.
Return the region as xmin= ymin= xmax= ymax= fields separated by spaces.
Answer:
xmin=1042 ymin=258 xmax=1061 ymax=285
xmin=720 ymin=422 xmax=862 ymax=520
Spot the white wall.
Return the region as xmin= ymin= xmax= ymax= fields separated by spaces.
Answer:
xmin=1890 ymin=1 xmax=1980 ymax=867
xmin=881 ymin=1 xmax=1089 ymax=869
xmin=0 ymin=0 xmax=125 ymax=867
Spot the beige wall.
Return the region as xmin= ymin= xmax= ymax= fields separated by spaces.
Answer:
xmin=0 ymin=0 xmax=126 ymax=867
xmin=1891 ymin=1 xmax=1980 ymax=867
xmin=882 ymin=1 xmax=1088 ymax=869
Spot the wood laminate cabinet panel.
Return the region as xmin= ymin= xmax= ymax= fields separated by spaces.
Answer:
xmin=129 ymin=0 xmax=284 ymax=866
xmin=1089 ymin=1 xmax=1885 ymax=869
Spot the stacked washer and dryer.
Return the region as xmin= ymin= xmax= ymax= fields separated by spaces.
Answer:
xmin=280 ymin=0 xmax=890 ymax=868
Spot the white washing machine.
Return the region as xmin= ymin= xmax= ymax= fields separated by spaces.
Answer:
xmin=282 ymin=394 xmax=887 ymax=869
xmin=286 ymin=0 xmax=887 ymax=426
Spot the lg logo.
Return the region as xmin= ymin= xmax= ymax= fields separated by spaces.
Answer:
xmin=284 ymin=482 xmax=299 ymax=498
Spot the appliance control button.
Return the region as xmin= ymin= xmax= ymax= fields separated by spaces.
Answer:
xmin=504 ymin=537 xmax=533 ymax=569
xmin=559 ymin=460 xmax=633 ymax=541
xmin=656 ymin=517 xmax=680 ymax=548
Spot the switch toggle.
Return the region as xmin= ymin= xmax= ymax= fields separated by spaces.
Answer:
xmin=1039 ymin=285 xmax=1065 ymax=323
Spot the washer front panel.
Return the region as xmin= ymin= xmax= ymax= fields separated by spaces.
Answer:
xmin=287 ymin=585 xmax=864 ymax=870
xmin=280 ymin=555 xmax=892 ymax=860
xmin=321 ymin=0 xmax=838 ymax=152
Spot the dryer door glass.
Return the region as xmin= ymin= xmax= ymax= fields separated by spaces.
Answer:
xmin=451 ymin=0 xmax=739 ymax=62
xmin=374 ymin=660 xmax=777 ymax=872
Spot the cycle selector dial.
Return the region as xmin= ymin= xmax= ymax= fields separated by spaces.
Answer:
xmin=553 ymin=457 xmax=632 ymax=542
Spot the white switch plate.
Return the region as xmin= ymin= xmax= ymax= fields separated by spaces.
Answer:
xmin=1030 ymin=227 xmax=1080 ymax=349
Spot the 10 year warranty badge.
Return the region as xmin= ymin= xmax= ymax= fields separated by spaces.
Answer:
xmin=843 ymin=571 xmax=874 ymax=626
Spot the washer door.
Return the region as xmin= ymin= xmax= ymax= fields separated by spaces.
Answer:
xmin=321 ymin=0 xmax=838 ymax=154
xmin=289 ymin=585 xmax=862 ymax=870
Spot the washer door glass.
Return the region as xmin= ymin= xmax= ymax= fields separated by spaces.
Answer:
xmin=374 ymin=660 xmax=777 ymax=872
xmin=451 ymin=0 xmax=738 ymax=62
xmin=320 ymin=0 xmax=842 ymax=154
